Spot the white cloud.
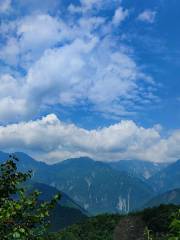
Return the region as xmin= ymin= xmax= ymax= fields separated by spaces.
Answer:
xmin=0 ymin=2 xmax=157 ymax=123
xmin=0 ymin=28 xmax=156 ymax=122
xmin=68 ymin=0 xmax=120 ymax=14
xmin=0 ymin=97 xmax=28 ymax=123
xmin=0 ymin=74 xmax=20 ymax=98
xmin=0 ymin=0 xmax=11 ymax=13
xmin=0 ymin=74 xmax=30 ymax=123
xmin=0 ymin=114 xmax=179 ymax=163
xmin=112 ymin=7 xmax=129 ymax=26
xmin=0 ymin=38 xmax=20 ymax=65
xmin=137 ymin=10 xmax=156 ymax=23
xmin=17 ymin=14 xmax=61 ymax=52
xmin=22 ymin=35 xmax=154 ymax=118
xmin=68 ymin=0 xmax=104 ymax=13
xmin=0 ymin=14 xmax=71 ymax=68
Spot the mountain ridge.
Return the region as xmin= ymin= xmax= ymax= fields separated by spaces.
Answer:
xmin=0 ymin=151 xmax=154 ymax=214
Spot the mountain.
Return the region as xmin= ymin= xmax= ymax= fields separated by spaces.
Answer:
xmin=148 ymin=160 xmax=180 ymax=193
xmin=144 ymin=188 xmax=180 ymax=208
xmin=0 ymin=152 xmax=154 ymax=214
xmin=109 ymin=160 xmax=168 ymax=180
xmin=38 ymin=157 xmax=154 ymax=214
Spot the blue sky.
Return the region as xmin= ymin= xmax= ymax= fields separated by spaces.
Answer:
xmin=0 ymin=0 xmax=180 ymax=163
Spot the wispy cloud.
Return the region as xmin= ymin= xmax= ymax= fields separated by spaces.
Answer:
xmin=137 ymin=10 xmax=156 ymax=23
xmin=112 ymin=7 xmax=129 ymax=26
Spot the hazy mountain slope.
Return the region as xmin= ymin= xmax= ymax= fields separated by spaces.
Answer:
xmin=144 ymin=188 xmax=180 ymax=208
xmin=148 ymin=160 xmax=180 ymax=193
xmin=109 ymin=160 xmax=168 ymax=180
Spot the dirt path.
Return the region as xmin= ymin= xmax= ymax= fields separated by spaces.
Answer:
xmin=113 ymin=216 xmax=146 ymax=240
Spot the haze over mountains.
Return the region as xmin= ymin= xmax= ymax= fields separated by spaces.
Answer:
xmin=0 ymin=151 xmax=179 ymax=217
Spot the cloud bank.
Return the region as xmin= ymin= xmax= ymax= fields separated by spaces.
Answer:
xmin=0 ymin=114 xmax=180 ymax=163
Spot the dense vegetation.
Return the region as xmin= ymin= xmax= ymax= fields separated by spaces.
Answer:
xmin=54 ymin=214 xmax=123 ymax=240
xmin=54 ymin=205 xmax=180 ymax=240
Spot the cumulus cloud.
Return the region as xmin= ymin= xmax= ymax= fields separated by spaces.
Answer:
xmin=137 ymin=10 xmax=156 ymax=23
xmin=0 ymin=114 xmax=179 ymax=163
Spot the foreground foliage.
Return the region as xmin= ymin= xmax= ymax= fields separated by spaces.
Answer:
xmin=55 ymin=214 xmax=123 ymax=240
xmin=54 ymin=205 xmax=180 ymax=240
xmin=168 ymin=209 xmax=180 ymax=239
xmin=142 ymin=205 xmax=180 ymax=240
xmin=0 ymin=155 xmax=60 ymax=240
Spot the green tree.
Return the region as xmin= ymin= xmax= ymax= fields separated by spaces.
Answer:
xmin=168 ymin=209 xmax=180 ymax=240
xmin=0 ymin=155 xmax=60 ymax=240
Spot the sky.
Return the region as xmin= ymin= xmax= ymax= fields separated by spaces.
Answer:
xmin=0 ymin=0 xmax=180 ymax=163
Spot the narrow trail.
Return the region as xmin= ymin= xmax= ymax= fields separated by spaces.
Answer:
xmin=113 ymin=216 xmax=146 ymax=240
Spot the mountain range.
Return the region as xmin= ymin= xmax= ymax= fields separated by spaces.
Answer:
xmin=0 ymin=151 xmax=179 ymax=216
